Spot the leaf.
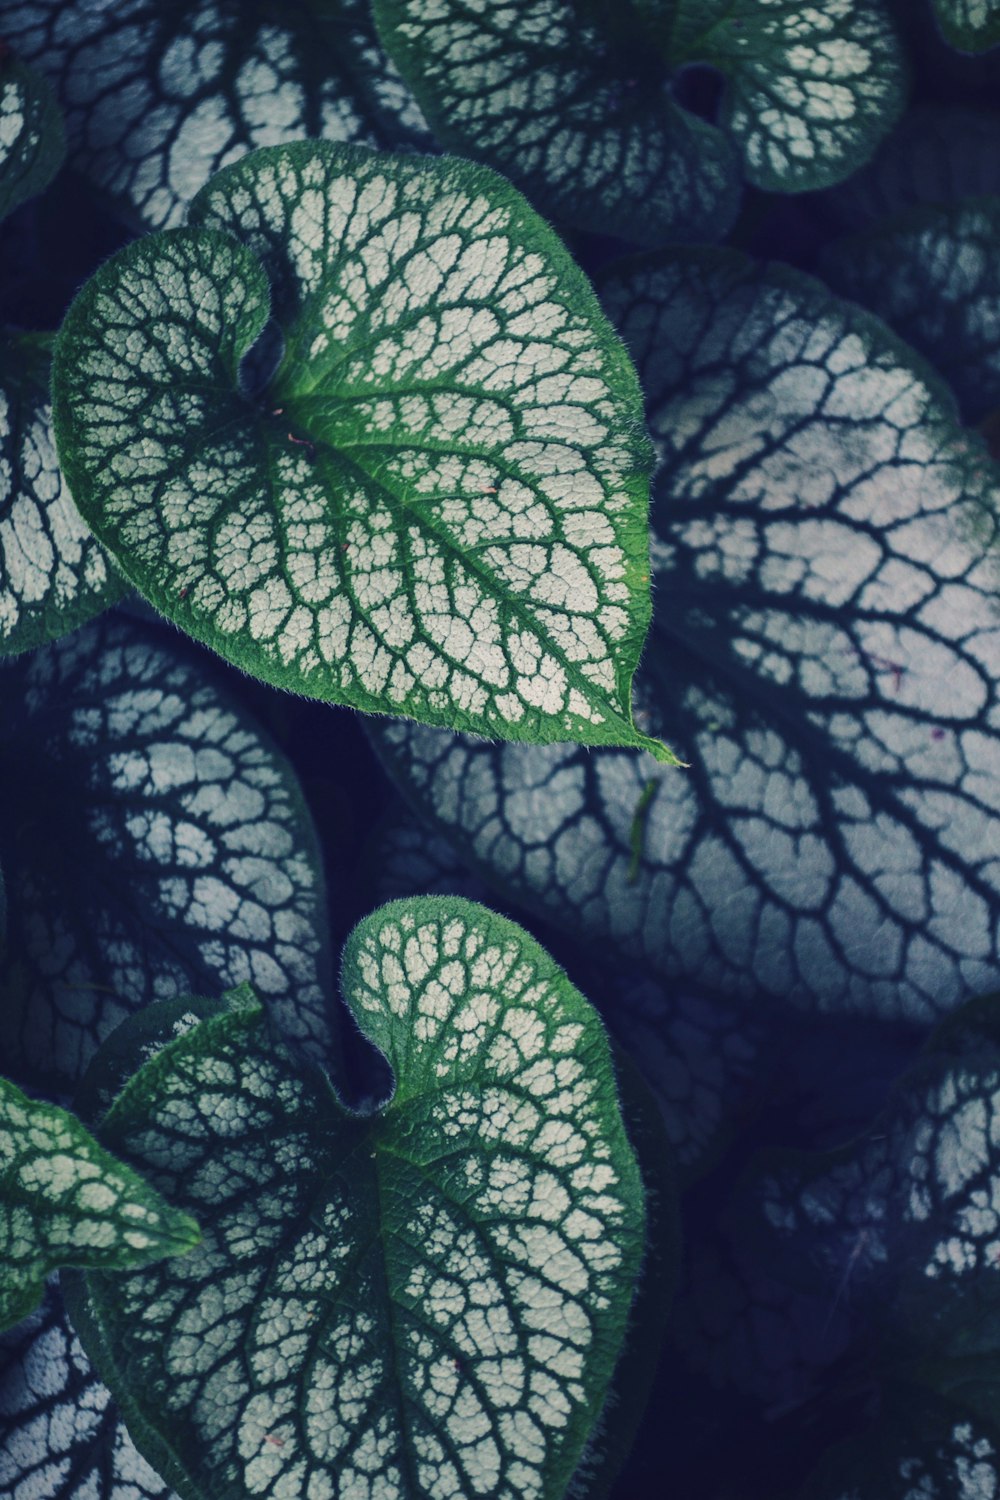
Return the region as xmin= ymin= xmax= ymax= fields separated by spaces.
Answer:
xmin=0 ymin=613 xmax=333 ymax=1092
xmin=53 ymin=141 xmax=668 ymax=762
xmin=370 ymin=249 xmax=1000 ymax=1021
xmin=822 ymin=196 xmax=1000 ymax=424
xmin=798 ymin=1385 xmax=1000 ymax=1500
xmin=1 ymin=0 xmax=430 ymax=230
xmin=930 ymin=0 xmax=1000 ymax=53
xmin=0 ymin=1280 xmax=178 ymax=1500
xmin=67 ymin=899 xmax=647 ymax=1500
xmin=0 ymin=331 xmax=125 ymax=655
xmin=0 ymin=1074 xmax=199 ymax=1331
xmin=637 ymin=0 xmax=907 ymax=192
xmin=373 ymin=0 xmax=742 ymax=245
xmin=0 ymin=52 xmax=64 ymax=222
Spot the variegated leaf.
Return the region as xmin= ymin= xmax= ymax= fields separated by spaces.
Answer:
xmin=371 ymin=250 xmax=1000 ymax=1021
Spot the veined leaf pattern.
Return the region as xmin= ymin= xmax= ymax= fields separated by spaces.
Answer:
xmin=371 ymin=250 xmax=1000 ymax=1021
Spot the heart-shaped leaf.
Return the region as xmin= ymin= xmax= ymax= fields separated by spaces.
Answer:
xmin=2 ymin=0 xmax=429 ymax=230
xmin=52 ymin=141 xmax=667 ymax=761
xmin=371 ymin=249 xmax=1000 ymax=1021
xmin=0 ymin=52 xmax=64 ymax=223
xmin=930 ymin=0 xmax=1000 ymax=53
xmin=67 ymin=898 xmax=647 ymax=1500
xmin=0 ymin=613 xmax=333 ymax=1092
xmin=635 ymin=0 xmax=907 ymax=192
xmin=822 ymin=196 xmax=1000 ymax=423
xmin=0 ymin=1280 xmax=179 ymax=1500
xmin=0 ymin=332 xmax=124 ymax=654
xmin=0 ymin=1074 xmax=199 ymax=1331
xmin=374 ymin=0 xmax=742 ymax=245
xmin=374 ymin=0 xmax=903 ymax=245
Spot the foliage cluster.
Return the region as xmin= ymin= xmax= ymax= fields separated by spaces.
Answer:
xmin=1 ymin=3 xmax=1000 ymax=1498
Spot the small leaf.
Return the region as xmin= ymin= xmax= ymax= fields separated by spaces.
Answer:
xmin=0 ymin=52 xmax=64 ymax=222
xmin=822 ymin=196 xmax=1000 ymax=423
xmin=0 ymin=331 xmax=124 ymax=654
xmin=53 ymin=141 xmax=668 ymax=760
xmin=637 ymin=0 xmax=907 ymax=193
xmin=0 ymin=1074 xmax=199 ymax=1331
xmin=0 ymin=613 xmax=333 ymax=1092
xmin=929 ymin=0 xmax=1000 ymax=53
xmin=69 ymin=898 xmax=647 ymax=1500
xmin=370 ymin=249 xmax=1000 ymax=1020
xmin=2 ymin=0 xmax=430 ymax=230
xmin=0 ymin=1279 xmax=178 ymax=1500
xmin=374 ymin=0 xmax=742 ymax=244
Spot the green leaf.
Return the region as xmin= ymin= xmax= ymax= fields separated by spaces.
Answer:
xmin=0 ymin=613 xmax=333 ymax=1092
xmin=0 ymin=1279 xmax=178 ymax=1500
xmin=822 ymin=196 xmax=1000 ymax=424
xmin=370 ymin=248 xmax=1000 ymax=1021
xmin=798 ymin=1385 xmax=1000 ymax=1500
xmin=637 ymin=0 xmax=907 ymax=192
xmin=68 ymin=898 xmax=647 ymax=1500
xmin=0 ymin=331 xmax=125 ymax=655
xmin=0 ymin=52 xmax=64 ymax=222
xmin=0 ymin=1074 xmax=199 ymax=1332
xmin=929 ymin=0 xmax=1000 ymax=52
xmin=52 ymin=140 xmax=669 ymax=762
xmin=374 ymin=0 xmax=742 ymax=244
xmin=2 ymin=0 xmax=430 ymax=230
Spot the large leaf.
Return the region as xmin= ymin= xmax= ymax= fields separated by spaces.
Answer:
xmin=1 ymin=0 xmax=430 ymax=230
xmin=0 ymin=613 xmax=333 ymax=1092
xmin=0 ymin=1075 xmax=198 ymax=1331
xmin=822 ymin=196 xmax=1000 ymax=424
xmin=0 ymin=331 xmax=124 ymax=655
xmin=67 ymin=899 xmax=647 ymax=1500
xmin=374 ymin=0 xmax=903 ymax=245
xmin=0 ymin=1280 xmax=178 ymax=1500
xmin=930 ymin=0 xmax=1000 ymax=52
xmin=371 ymin=249 xmax=1000 ymax=1021
xmin=53 ymin=141 xmax=668 ymax=760
xmin=0 ymin=52 xmax=64 ymax=222
xmin=636 ymin=0 xmax=907 ymax=192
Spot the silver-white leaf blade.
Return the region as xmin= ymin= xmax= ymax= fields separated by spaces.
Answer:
xmin=371 ymin=250 xmax=1000 ymax=1022
xmin=0 ymin=613 xmax=334 ymax=1090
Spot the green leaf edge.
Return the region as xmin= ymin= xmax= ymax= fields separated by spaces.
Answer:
xmin=0 ymin=54 xmax=66 ymax=224
xmin=65 ymin=898 xmax=650 ymax=1500
xmin=0 ymin=1073 xmax=200 ymax=1333
xmin=51 ymin=140 xmax=676 ymax=764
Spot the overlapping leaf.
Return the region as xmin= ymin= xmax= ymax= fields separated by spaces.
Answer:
xmin=371 ymin=249 xmax=1000 ymax=1021
xmin=0 ymin=1281 xmax=178 ymax=1500
xmin=67 ymin=900 xmax=647 ymax=1500
xmin=822 ymin=196 xmax=1000 ymax=423
xmin=0 ymin=1076 xmax=198 ymax=1331
xmin=930 ymin=0 xmax=1000 ymax=53
xmin=635 ymin=0 xmax=906 ymax=191
xmin=53 ymin=141 xmax=666 ymax=759
xmin=0 ymin=332 xmax=124 ymax=654
xmin=1 ymin=0 xmax=430 ymax=231
xmin=374 ymin=0 xmax=903 ymax=245
xmin=0 ymin=52 xmax=64 ymax=223
xmin=0 ymin=613 xmax=333 ymax=1091
xmin=374 ymin=0 xmax=741 ymax=245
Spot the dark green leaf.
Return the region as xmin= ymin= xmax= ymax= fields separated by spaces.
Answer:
xmin=929 ymin=0 xmax=1000 ymax=53
xmin=53 ymin=141 xmax=669 ymax=760
xmin=370 ymin=250 xmax=1000 ymax=1020
xmin=2 ymin=0 xmax=430 ymax=230
xmin=0 ymin=1075 xmax=198 ymax=1331
xmin=0 ymin=613 xmax=333 ymax=1092
xmin=0 ymin=53 xmax=64 ymax=222
xmin=70 ymin=899 xmax=648 ymax=1500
